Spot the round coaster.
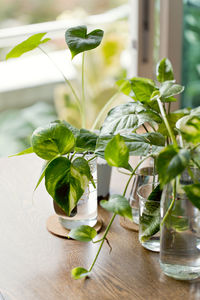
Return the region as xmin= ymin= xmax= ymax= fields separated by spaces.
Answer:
xmin=119 ymin=216 xmax=139 ymax=232
xmin=46 ymin=214 xmax=103 ymax=238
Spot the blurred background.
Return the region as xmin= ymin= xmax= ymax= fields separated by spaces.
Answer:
xmin=0 ymin=0 xmax=199 ymax=156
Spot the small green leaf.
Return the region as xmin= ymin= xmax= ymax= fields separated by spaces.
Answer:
xmin=75 ymin=129 xmax=98 ymax=152
xmin=100 ymin=194 xmax=132 ymax=220
xmin=157 ymin=145 xmax=190 ymax=186
xmin=183 ymin=184 xmax=200 ymax=210
xmin=31 ymin=120 xmax=75 ymax=160
xmin=156 ymin=58 xmax=174 ymax=83
xmin=104 ymin=134 xmax=130 ymax=170
xmin=68 ymin=225 xmax=97 ymax=242
xmin=9 ymin=147 xmax=33 ymax=157
xmin=159 ymin=81 xmax=184 ymax=99
xmin=176 ymin=115 xmax=200 ymax=144
xmin=148 ymin=184 xmax=162 ymax=201
xmin=65 ymin=25 xmax=104 ymax=59
xmin=116 ymin=79 xmax=135 ymax=98
xmin=6 ymin=33 xmax=50 ymax=59
xmin=71 ymin=267 xmax=90 ymax=279
xmin=130 ymin=77 xmax=157 ymax=104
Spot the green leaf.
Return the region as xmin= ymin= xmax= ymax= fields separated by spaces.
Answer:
xmin=68 ymin=225 xmax=97 ymax=242
xmin=9 ymin=147 xmax=33 ymax=157
xmin=45 ymin=157 xmax=91 ymax=216
xmin=104 ymin=134 xmax=131 ymax=170
xmin=65 ymin=25 xmax=104 ymax=59
xmin=71 ymin=267 xmax=90 ymax=279
xmin=176 ymin=115 xmax=200 ymax=144
xmin=31 ymin=120 xmax=75 ymax=160
xmin=6 ymin=33 xmax=50 ymax=59
xmin=183 ymin=184 xmax=200 ymax=210
xmin=148 ymin=184 xmax=162 ymax=201
xmin=100 ymin=194 xmax=132 ymax=220
xmin=158 ymin=112 xmax=185 ymax=137
xmin=75 ymin=129 xmax=98 ymax=152
xmin=130 ymin=77 xmax=157 ymax=103
xmin=157 ymin=145 xmax=190 ymax=186
xmin=156 ymin=58 xmax=174 ymax=83
xmin=116 ymin=79 xmax=135 ymax=98
xmin=100 ymin=102 xmax=161 ymax=136
xmin=159 ymin=81 xmax=184 ymax=99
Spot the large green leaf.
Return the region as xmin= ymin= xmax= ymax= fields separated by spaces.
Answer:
xmin=6 ymin=33 xmax=50 ymax=59
xmin=65 ymin=25 xmax=104 ymax=59
xmin=75 ymin=129 xmax=98 ymax=152
xmin=156 ymin=58 xmax=174 ymax=83
xmin=176 ymin=115 xmax=200 ymax=144
xmin=45 ymin=156 xmax=91 ymax=216
xmin=159 ymin=81 xmax=184 ymax=99
xmin=184 ymin=184 xmax=200 ymax=210
xmin=100 ymin=102 xmax=161 ymax=135
xmin=100 ymin=194 xmax=132 ymax=220
xmin=68 ymin=225 xmax=97 ymax=242
xmin=31 ymin=120 xmax=75 ymax=160
xmin=104 ymin=134 xmax=131 ymax=170
xmin=95 ymin=132 xmax=165 ymax=158
xmin=130 ymin=77 xmax=157 ymax=103
xmin=157 ymin=145 xmax=190 ymax=186
xmin=71 ymin=267 xmax=90 ymax=279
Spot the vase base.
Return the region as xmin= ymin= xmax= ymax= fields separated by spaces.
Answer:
xmin=141 ymin=238 xmax=160 ymax=252
xmin=160 ymin=262 xmax=200 ymax=280
xmin=59 ymin=215 xmax=97 ymax=230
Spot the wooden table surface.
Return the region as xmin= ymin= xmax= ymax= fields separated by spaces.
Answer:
xmin=0 ymin=155 xmax=200 ymax=300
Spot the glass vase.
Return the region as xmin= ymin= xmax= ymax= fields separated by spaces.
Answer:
xmin=54 ymin=154 xmax=97 ymax=229
xmin=160 ymin=170 xmax=200 ymax=280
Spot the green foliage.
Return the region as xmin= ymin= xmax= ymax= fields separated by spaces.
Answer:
xmin=100 ymin=102 xmax=161 ymax=135
xmin=71 ymin=267 xmax=90 ymax=279
xmin=157 ymin=145 xmax=190 ymax=186
xmin=68 ymin=225 xmax=97 ymax=242
xmin=65 ymin=25 xmax=104 ymax=59
xmin=116 ymin=79 xmax=135 ymax=98
xmin=177 ymin=114 xmax=200 ymax=144
xmin=75 ymin=129 xmax=98 ymax=152
xmin=130 ymin=77 xmax=157 ymax=104
xmin=6 ymin=33 xmax=50 ymax=59
xmin=158 ymin=112 xmax=186 ymax=136
xmin=31 ymin=120 xmax=75 ymax=160
xmin=9 ymin=147 xmax=33 ymax=157
xmin=104 ymin=134 xmax=131 ymax=170
xmin=100 ymin=194 xmax=132 ymax=220
xmin=184 ymin=183 xmax=200 ymax=210
xmin=159 ymin=81 xmax=184 ymax=99
xmin=156 ymin=58 xmax=174 ymax=83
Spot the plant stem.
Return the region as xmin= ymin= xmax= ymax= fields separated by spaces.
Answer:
xmin=91 ymin=92 xmax=119 ymax=131
xmin=161 ymin=180 xmax=176 ymax=226
xmin=142 ymin=124 xmax=149 ymax=133
xmin=82 ymin=52 xmax=86 ymax=128
xmin=168 ymin=102 xmax=171 ymax=115
xmin=157 ymin=97 xmax=177 ymax=146
xmin=38 ymin=46 xmax=83 ymax=124
xmin=88 ymin=213 xmax=116 ymax=272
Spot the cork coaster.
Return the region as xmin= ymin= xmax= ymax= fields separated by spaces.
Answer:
xmin=46 ymin=214 xmax=103 ymax=238
xmin=119 ymin=217 xmax=139 ymax=232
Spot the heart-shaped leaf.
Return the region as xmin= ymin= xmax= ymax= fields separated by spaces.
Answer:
xmin=130 ymin=77 xmax=157 ymax=104
xmin=159 ymin=81 xmax=184 ymax=99
xmin=31 ymin=120 xmax=75 ymax=160
xmin=184 ymin=184 xmax=200 ymax=210
xmin=71 ymin=267 xmax=90 ymax=279
xmin=100 ymin=102 xmax=161 ymax=136
xmin=104 ymin=134 xmax=131 ymax=171
xmin=65 ymin=25 xmax=104 ymax=59
xmin=100 ymin=194 xmax=132 ymax=220
xmin=68 ymin=225 xmax=97 ymax=242
xmin=156 ymin=58 xmax=174 ymax=83
xmin=45 ymin=156 xmax=91 ymax=216
xmin=6 ymin=33 xmax=50 ymax=59
xmin=75 ymin=129 xmax=98 ymax=152
xmin=157 ymin=145 xmax=190 ymax=186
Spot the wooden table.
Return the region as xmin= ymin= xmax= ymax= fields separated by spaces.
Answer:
xmin=0 ymin=155 xmax=199 ymax=300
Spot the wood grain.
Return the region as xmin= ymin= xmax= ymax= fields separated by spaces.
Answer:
xmin=0 ymin=155 xmax=199 ymax=300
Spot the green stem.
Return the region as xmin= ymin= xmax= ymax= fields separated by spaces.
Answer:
xmin=168 ymin=102 xmax=171 ymax=115
xmin=91 ymin=92 xmax=119 ymax=131
xmin=87 ymin=155 xmax=97 ymax=162
xmin=89 ymin=213 xmax=116 ymax=272
xmin=38 ymin=46 xmax=83 ymax=125
xmin=161 ymin=180 xmax=176 ymax=226
xmin=92 ymin=238 xmax=104 ymax=244
xmin=82 ymin=52 xmax=86 ymax=128
xmin=157 ymin=97 xmax=177 ymax=146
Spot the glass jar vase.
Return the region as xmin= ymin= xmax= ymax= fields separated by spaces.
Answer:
xmin=54 ymin=154 xmax=98 ymax=229
xmin=160 ymin=170 xmax=200 ymax=280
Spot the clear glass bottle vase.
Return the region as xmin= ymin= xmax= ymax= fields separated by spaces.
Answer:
xmin=160 ymin=170 xmax=200 ymax=280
